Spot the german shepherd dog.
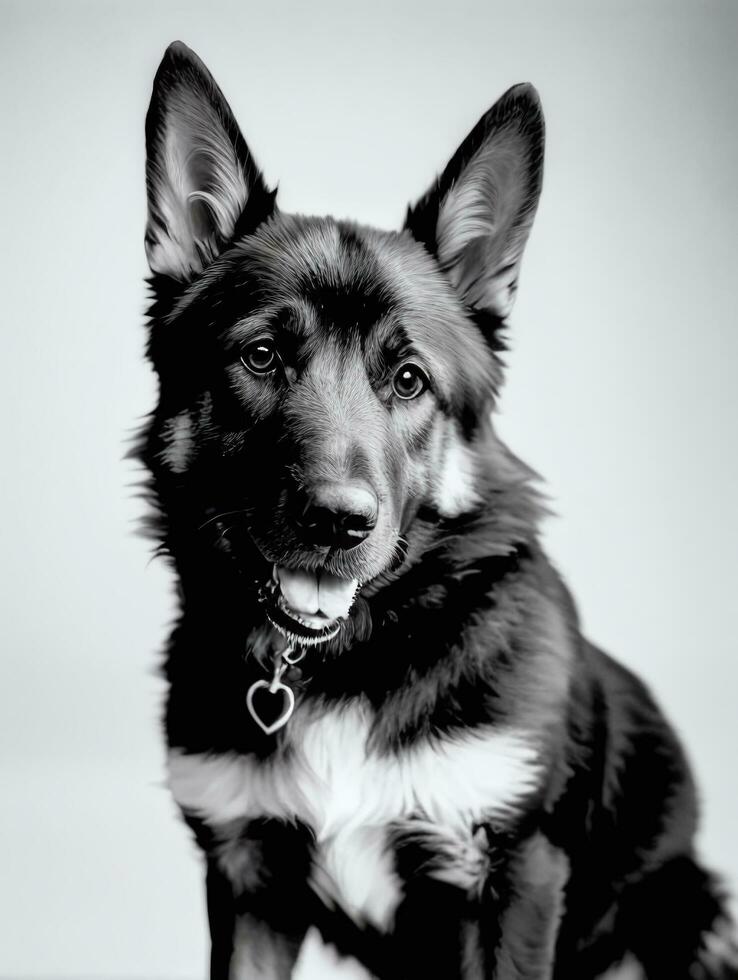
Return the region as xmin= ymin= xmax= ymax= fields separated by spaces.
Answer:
xmin=138 ymin=42 xmax=737 ymax=980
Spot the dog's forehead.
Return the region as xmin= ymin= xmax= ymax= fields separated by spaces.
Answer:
xmin=234 ymin=213 xmax=464 ymax=332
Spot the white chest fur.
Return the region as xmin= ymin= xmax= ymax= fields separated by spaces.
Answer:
xmin=168 ymin=703 xmax=540 ymax=927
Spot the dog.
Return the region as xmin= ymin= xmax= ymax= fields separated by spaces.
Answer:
xmin=136 ymin=41 xmax=737 ymax=979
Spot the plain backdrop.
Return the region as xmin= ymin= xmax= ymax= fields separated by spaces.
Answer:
xmin=1 ymin=1 xmax=737 ymax=976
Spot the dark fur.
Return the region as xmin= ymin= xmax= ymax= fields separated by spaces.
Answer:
xmin=137 ymin=42 xmax=737 ymax=979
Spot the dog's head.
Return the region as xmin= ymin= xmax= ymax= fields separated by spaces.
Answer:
xmin=142 ymin=42 xmax=544 ymax=644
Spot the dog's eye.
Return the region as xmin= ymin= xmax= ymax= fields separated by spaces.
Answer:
xmin=393 ymin=363 xmax=429 ymax=400
xmin=241 ymin=338 xmax=278 ymax=375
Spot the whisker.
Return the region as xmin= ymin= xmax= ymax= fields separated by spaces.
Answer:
xmin=197 ymin=509 xmax=247 ymax=532
xmin=215 ymin=523 xmax=236 ymax=547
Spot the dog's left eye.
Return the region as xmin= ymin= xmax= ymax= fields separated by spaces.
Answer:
xmin=393 ymin=363 xmax=429 ymax=400
xmin=241 ymin=338 xmax=278 ymax=375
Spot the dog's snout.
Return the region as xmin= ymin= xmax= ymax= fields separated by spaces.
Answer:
xmin=294 ymin=482 xmax=378 ymax=551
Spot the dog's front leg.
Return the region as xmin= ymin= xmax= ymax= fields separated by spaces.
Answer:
xmin=392 ymin=827 xmax=567 ymax=980
xmin=205 ymin=862 xmax=305 ymax=980
xmin=482 ymin=832 xmax=569 ymax=980
xmin=201 ymin=818 xmax=312 ymax=980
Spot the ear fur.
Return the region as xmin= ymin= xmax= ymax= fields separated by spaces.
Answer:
xmin=405 ymin=84 xmax=544 ymax=321
xmin=145 ymin=41 xmax=276 ymax=283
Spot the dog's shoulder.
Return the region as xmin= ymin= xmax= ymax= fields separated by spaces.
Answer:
xmin=561 ymin=640 xmax=699 ymax=869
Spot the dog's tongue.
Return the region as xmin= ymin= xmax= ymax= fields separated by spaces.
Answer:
xmin=276 ymin=566 xmax=358 ymax=621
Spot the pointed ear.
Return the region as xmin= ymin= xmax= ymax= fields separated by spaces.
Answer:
xmin=404 ymin=84 xmax=544 ymax=321
xmin=145 ymin=42 xmax=276 ymax=282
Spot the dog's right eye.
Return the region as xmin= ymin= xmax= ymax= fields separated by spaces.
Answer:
xmin=241 ymin=338 xmax=278 ymax=375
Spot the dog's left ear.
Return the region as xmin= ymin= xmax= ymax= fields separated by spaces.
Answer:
xmin=404 ymin=84 xmax=544 ymax=321
xmin=145 ymin=41 xmax=276 ymax=283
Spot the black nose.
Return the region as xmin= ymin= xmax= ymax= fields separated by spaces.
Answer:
xmin=294 ymin=482 xmax=378 ymax=551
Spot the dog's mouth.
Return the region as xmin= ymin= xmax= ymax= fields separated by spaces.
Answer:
xmin=262 ymin=565 xmax=359 ymax=646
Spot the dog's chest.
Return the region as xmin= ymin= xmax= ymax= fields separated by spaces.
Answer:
xmin=168 ymin=704 xmax=540 ymax=928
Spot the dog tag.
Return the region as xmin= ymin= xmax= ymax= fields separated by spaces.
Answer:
xmin=246 ymin=678 xmax=295 ymax=735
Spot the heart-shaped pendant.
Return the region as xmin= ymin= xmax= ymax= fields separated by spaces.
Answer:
xmin=246 ymin=678 xmax=295 ymax=735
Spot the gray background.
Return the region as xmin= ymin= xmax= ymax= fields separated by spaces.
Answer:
xmin=1 ymin=0 xmax=737 ymax=976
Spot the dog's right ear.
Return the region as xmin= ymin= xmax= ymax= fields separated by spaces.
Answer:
xmin=145 ymin=42 xmax=276 ymax=284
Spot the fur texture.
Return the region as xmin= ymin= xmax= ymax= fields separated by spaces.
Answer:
xmin=137 ymin=41 xmax=738 ymax=980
